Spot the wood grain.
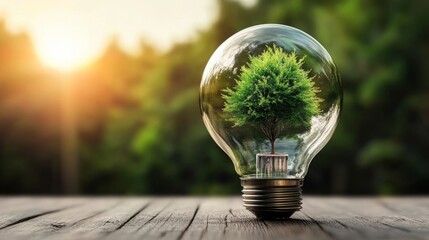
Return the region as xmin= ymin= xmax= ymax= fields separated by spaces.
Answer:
xmin=0 ymin=197 xmax=427 ymax=240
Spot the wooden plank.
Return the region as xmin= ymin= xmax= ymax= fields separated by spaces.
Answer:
xmin=0 ymin=198 xmax=120 ymax=238
xmin=303 ymin=197 xmax=374 ymax=239
xmin=47 ymin=198 xmax=150 ymax=239
xmin=304 ymin=197 xmax=427 ymax=240
xmin=0 ymin=198 xmax=82 ymax=230
xmin=0 ymin=197 xmax=63 ymax=210
xmin=379 ymin=197 xmax=429 ymax=217
xmin=0 ymin=197 xmax=32 ymax=208
xmin=176 ymin=197 xmax=254 ymax=240
xmin=173 ymin=197 xmax=333 ymax=240
xmin=378 ymin=197 xmax=429 ymax=236
xmin=363 ymin=198 xmax=428 ymax=235
xmin=180 ymin=197 xmax=232 ymax=240
xmin=133 ymin=197 xmax=200 ymax=240
xmin=261 ymin=211 xmax=335 ymax=240
xmin=106 ymin=198 xmax=172 ymax=239
xmin=0 ymin=197 xmax=427 ymax=240
xmin=223 ymin=198 xmax=285 ymax=240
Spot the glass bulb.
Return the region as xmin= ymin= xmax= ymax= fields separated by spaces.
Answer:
xmin=200 ymin=24 xmax=342 ymax=218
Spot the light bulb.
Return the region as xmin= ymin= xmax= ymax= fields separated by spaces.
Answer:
xmin=200 ymin=24 xmax=342 ymax=219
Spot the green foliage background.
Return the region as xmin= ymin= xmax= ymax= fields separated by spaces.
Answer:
xmin=0 ymin=0 xmax=428 ymax=195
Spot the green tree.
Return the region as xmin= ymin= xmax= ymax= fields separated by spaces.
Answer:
xmin=223 ymin=45 xmax=320 ymax=154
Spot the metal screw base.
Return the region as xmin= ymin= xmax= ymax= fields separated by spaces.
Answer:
xmin=241 ymin=178 xmax=303 ymax=219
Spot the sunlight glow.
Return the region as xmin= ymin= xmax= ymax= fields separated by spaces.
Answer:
xmin=0 ymin=0 xmax=257 ymax=72
xmin=34 ymin=27 xmax=98 ymax=72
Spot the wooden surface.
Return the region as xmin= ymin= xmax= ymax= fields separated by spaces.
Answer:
xmin=0 ymin=197 xmax=427 ymax=240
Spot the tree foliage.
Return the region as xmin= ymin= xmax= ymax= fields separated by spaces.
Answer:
xmin=223 ymin=46 xmax=320 ymax=153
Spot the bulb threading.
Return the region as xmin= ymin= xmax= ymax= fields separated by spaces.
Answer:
xmin=241 ymin=178 xmax=303 ymax=219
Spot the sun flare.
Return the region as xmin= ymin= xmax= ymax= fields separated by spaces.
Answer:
xmin=34 ymin=29 xmax=96 ymax=72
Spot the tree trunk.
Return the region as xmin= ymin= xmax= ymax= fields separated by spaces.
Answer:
xmin=270 ymin=140 xmax=275 ymax=154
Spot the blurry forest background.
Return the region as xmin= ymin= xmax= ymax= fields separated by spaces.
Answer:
xmin=0 ymin=0 xmax=428 ymax=195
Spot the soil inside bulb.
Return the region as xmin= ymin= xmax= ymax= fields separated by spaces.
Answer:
xmin=256 ymin=153 xmax=288 ymax=177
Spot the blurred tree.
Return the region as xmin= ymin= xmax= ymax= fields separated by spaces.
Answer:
xmin=0 ymin=20 xmax=61 ymax=193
